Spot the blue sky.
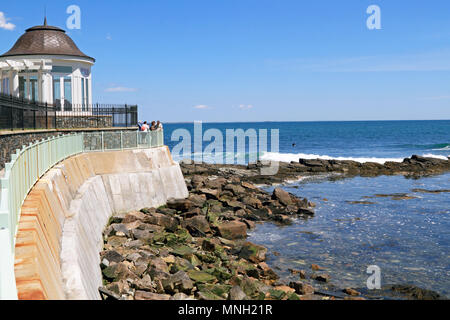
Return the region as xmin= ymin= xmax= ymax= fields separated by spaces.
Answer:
xmin=1 ymin=0 xmax=449 ymax=122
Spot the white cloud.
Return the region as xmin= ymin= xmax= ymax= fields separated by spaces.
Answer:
xmin=194 ymin=105 xmax=210 ymax=109
xmin=239 ymin=104 xmax=254 ymax=110
xmin=105 ymin=86 xmax=138 ymax=92
xmin=106 ymin=33 xmax=112 ymax=40
xmin=0 ymin=12 xmax=15 ymax=31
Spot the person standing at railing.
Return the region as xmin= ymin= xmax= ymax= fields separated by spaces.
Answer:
xmin=156 ymin=121 xmax=163 ymax=131
xmin=141 ymin=121 xmax=150 ymax=132
xmin=150 ymin=121 xmax=157 ymax=131
xmin=139 ymin=121 xmax=150 ymax=145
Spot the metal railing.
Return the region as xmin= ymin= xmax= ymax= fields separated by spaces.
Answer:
xmin=56 ymin=104 xmax=138 ymax=129
xmin=0 ymin=129 xmax=164 ymax=299
xmin=0 ymin=93 xmax=138 ymax=130
xmin=0 ymin=93 xmax=56 ymax=130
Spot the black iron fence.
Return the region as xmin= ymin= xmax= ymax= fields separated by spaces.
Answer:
xmin=0 ymin=93 xmax=56 ymax=130
xmin=0 ymin=93 xmax=138 ymax=130
xmin=55 ymin=104 xmax=138 ymax=129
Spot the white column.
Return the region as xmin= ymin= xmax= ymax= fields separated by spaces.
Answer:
xmin=12 ymin=71 xmax=19 ymax=97
xmin=73 ymin=75 xmax=80 ymax=110
xmin=0 ymin=72 xmax=3 ymax=94
xmin=47 ymin=73 xmax=53 ymax=105
xmin=38 ymin=71 xmax=42 ymax=103
xmin=41 ymin=72 xmax=52 ymax=104
xmin=82 ymin=78 xmax=87 ymax=109
xmin=60 ymin=76 xmax=64 ymax=112
xmin=88 ymin=77 xmax=92 ymax=111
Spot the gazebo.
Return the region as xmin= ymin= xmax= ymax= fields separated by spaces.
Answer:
xmin=0 ymin=18 xmax=95 ymax=113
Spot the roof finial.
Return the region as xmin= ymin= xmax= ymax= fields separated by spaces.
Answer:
xmin=44 ymin=6 xmax=47 ymax=26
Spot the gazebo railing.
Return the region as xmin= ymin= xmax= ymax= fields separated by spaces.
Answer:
xmin=0 ymin=129 xmax=164 ymax=299
xmin=0 ymin=93 xmax=138 ymax=130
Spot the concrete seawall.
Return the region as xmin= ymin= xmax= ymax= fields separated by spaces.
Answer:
xmin=14 ymin=146 xmax=188 ymax=300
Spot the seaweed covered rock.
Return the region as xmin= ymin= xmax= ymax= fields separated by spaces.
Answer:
xmin=238 ymin=242 xmax=267 ymax=263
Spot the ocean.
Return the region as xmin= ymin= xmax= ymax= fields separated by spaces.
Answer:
xmin=163 ymin=120 xmax=450 ymax=164
xmin=164 ymin=120 xmax=450 ymax=297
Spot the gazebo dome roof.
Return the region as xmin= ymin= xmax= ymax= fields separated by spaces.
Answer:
xmin=1 ymin=19 xmax=95 ymax=62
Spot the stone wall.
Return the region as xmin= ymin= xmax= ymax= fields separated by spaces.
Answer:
xmin=14 ymin=147 xmax=188 ymax=300
xmin=55 ymin=116 xmax=113 ymax=129
xmin=0 ymin=131 xmax=63 ymax=170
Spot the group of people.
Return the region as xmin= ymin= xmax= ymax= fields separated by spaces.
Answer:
xmin=138 ymin=120 xmax=163 ymax=132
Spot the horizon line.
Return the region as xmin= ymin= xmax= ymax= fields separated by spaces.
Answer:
xmin=160 ymin=119 xmax=450 ymax=125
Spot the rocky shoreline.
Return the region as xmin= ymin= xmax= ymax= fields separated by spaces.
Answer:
xmin=99 ymin=173 xmax=329 ymax=300
xmin=179 ymin=155 xmax=450 ymax=186
xmin=98 ymin=156 xmax=448 ymax=300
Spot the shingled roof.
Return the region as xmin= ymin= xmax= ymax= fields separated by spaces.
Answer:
xmin=1 ymin=19 xmax=95 ymax=62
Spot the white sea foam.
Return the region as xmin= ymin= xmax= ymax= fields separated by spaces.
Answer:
xmin=260 ymin=152 xmax=404 ymax=164
xmin=172 ymin=151 xmax=449 ymax=165
xmin=422 ymin=154 xmax=449 ymax=160
xmin=260 ymin=152 xmax=449 ymax=164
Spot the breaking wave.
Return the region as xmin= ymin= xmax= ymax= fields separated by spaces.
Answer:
xmin=260 ymin=152 xmax=449 ymax=165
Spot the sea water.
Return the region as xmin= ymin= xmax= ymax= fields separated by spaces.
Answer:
xmin=163 ymin=120 xmax=449 ymax=296
xmin=164 ymin=120 xmax=450 ymax=163
xmin=249 ymin=174 xmax=450 ymax=297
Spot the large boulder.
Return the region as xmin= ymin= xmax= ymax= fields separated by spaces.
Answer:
xmin=229 ymin=286 xmax=248 ymax=300
xmin=102 ymin=263 xmax=137 ymax=282
xmin=389 ymin=284 xmax=442 ymax=300
xmin=101 ymin=250 xmax=124 ymax=265
xmin=199 ymin=188 xmax=220 ymax=200
xmin=224 ymin=184 xmax=246 ymax=196
xmin=110 ymin=223 xmax=130 ymax=237
xmin=241 ymin=196 xmax=263 ymax=209
xmin=238 ymin=242 xmax=267 ymax=263
xmin=311 ymin=273 xmax=330 ymax=283
xmin=131 ymin=229 xmax=154 ymax=243
xmin=297 ymin=208 xmax=315 ymax=216
xmin=241 ymin=182 xmax=258 ymax=190
xmin=147 ymin=256 xmax=170 ymax=274
xmin=204 ymin=177 xmax=227 ymax=190
xmin=135 ymin=291 xmax=171 ymax=300
xmin=170 ymin=293 xmax=195 ymax=300
xmin=167 ymin=199 xmax=193 ymax=212
xmin=171 ymin=245 xmax=195 ymax=259
xmin=187 ymin=270 xmax=217 ymax=284
xmin=106 ymin=280 xmax=130 ymax=296
xmin=191 ymin=175 xmax=207 ymax=189
xmin=217 ymin=221 xmax=248 ymax=240
xmin=289 ymin=282 xmax=315 ymax=295
xmin=272 ymin=188 xmax=293 ymax=206
xmin=162 ymin=271 xmax=194 ymax=294
xmin=122 ymin=211 xmax=148 ymax=224
xmin=147 ymin=212 xmax=179 ymax=232
xmin=298 ymin=159 xmax=328 ymax=168
xmin=182 ymin=216 xmax=211 ymax=234
xmin=188 ymin=194 xmax=207 ymax=207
